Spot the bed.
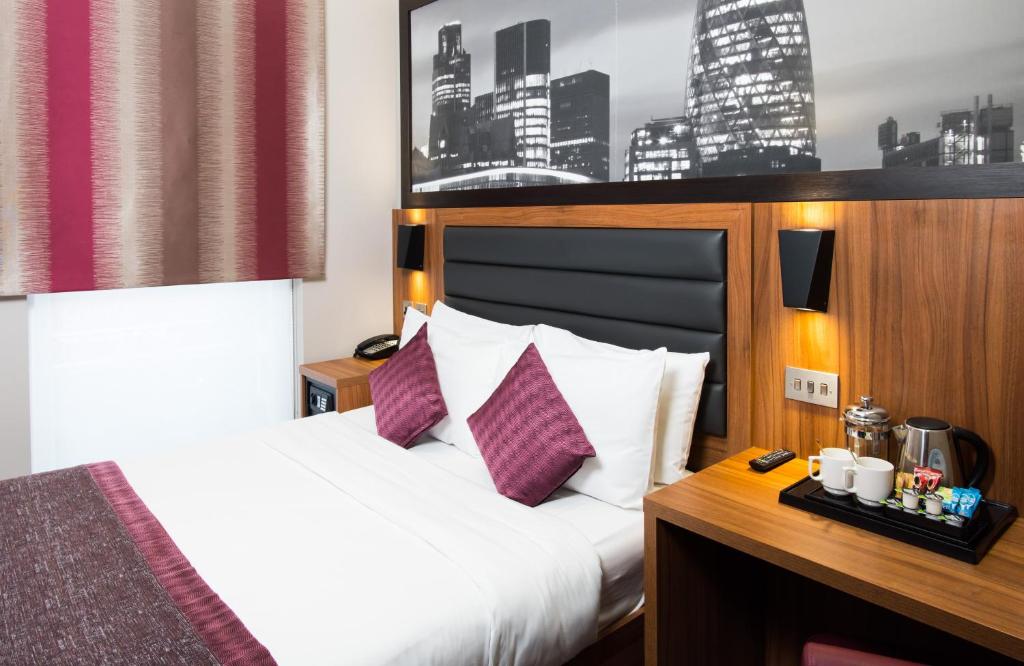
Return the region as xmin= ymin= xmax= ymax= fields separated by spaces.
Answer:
xmin=115 ymin=407 xmax=645 ymax=664
xmin=2 ymin=203 xmax=753 ymax=665
xmin=3 ymin=409 xmax=639 ymax=665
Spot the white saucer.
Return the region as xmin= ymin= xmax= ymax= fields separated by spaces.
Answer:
xmin=823 ymin=486 xmax=850 ymax=497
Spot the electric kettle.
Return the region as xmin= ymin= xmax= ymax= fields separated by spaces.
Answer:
xmin=893 ymin=417 xmax=990 ymax=491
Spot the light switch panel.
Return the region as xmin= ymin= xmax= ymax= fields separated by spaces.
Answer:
xmin=784 ymin=366 xmax=839 ymax=408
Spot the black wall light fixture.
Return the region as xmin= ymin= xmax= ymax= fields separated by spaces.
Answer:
xmin=778 ymin=229 xmax=835 ymax=312
xmin=396 ymin=224 xmax=425 ymax=271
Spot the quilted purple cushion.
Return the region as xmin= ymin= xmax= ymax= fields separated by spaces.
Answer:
xmin=369 ymin=325 xmax=448 ymax=447
xmin=468 ymin=343 xmax=596 ymax=507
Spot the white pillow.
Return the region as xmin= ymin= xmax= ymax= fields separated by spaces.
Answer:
xmin=529 ymin=328 xmax=708 ymax=484
xmin=532 ymin=324 xmax=666 ymax=510
xmin=397 ymin=303 xmax=534 ymax=456
xmin=528 ymin=326 xmax=708 ymax=485
xmin=431 ymin=301 xmax=533 ymax=344
xmin=424 ymin=304 xmax=532 ymax=457
xmin=425 ymin=325 xmax=503 ymax=455
xmin=398 ymin=307 xmax=428 ymax=348
xmin=654 ymin=352 xmax=710 ymax=484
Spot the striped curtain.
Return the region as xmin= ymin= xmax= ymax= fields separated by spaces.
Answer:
xmin=0 ymin=0 xmax=325 ymax=296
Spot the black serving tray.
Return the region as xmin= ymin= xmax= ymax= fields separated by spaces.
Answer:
xmin=779 ymin=476 xmax=1018 ymax=564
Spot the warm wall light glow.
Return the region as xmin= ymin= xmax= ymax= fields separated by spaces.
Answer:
xmin=407 ymin=269 xmax=430 ymax=308
xmin=798 ymin=203 xmax=830 ymax=229
xmin=407 ymin=209 xmax=428 ymax=224
xmin=791 ymin=307 xmax=838 ymax=371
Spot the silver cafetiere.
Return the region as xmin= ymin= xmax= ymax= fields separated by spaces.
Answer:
xmin=842 ymin=396 xmax=892 ymax=461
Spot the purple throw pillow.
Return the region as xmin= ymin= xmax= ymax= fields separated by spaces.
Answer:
xmin=369 ymin=325 xmax=448 ymax=447
xmin=468 ymin=343 xmax=596 ymax=507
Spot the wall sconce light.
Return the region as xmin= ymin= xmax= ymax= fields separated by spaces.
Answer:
xmin=396 ymin=224 xmax=425 ymax=271
xmin=778 ymin=229 xmax=835 ymax=312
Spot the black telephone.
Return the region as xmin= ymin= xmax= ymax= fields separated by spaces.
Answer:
xmin=354 ymin=334 xmax=400 ymax=361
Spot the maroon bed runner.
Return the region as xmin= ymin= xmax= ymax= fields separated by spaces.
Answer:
xmin=0 ymin=462 xmax=275 ymax=665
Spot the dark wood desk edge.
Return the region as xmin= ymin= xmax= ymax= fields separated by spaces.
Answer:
xmin=644 ymin=464 xmax=1024 ymax=661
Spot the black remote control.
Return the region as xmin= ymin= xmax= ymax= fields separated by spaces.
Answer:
xmin=749 ymin=449 xmax=796 ymax=472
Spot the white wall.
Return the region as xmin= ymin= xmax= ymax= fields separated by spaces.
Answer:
xmin=0 ymin=298 xmax=30 ymax=479
xmin=299 ymin=0 xmax=399 ymax=366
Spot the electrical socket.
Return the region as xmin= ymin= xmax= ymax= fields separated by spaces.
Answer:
xmin=402 ymin=300 xmax=428 ymax=315
xmin=784 ymin=366 xmax=839 ymax=408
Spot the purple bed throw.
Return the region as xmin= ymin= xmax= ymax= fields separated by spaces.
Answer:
xmin=0 ymin=462 xmax=275 ymax=665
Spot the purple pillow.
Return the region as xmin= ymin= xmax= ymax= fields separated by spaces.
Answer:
xmin=368 ymin=325 xmax=448 ymax=447
xmin=468 ymin=343 xmax=596 ymax=507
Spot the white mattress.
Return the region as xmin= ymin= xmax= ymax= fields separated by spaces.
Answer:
xmin=116 ymin=410 xmax=643 ymax=665
xmin=339 ymin=407 xmax=645 ymax=630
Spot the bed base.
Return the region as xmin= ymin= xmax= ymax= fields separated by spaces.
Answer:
xmin=566 ymin=608 xmax=644 ymax=666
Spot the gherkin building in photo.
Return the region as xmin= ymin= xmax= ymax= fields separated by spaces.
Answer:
xmin=685 ymin=0 xmax=820 ymax=177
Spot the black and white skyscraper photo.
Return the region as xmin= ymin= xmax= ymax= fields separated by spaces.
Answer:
xmin=685 ymin=0 xmax=819 ymax=177
xmin=410 ymin=0 xmax=1023 ymax=192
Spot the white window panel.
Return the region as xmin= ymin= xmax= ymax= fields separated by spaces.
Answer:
xmin=29 ymin=280 xmax=295 ymax=472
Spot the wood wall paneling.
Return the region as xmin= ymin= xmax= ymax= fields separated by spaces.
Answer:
xmin=392 ymin=208 xmax=441 ymax=334
xmin=751 ymin=202 xmax=845 ymax=455
xmin=753 ymin=199 xmax=1024 ymax=508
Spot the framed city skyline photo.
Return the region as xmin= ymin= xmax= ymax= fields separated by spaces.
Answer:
xmin=400 ymin=0 xmax=1024 ymax=206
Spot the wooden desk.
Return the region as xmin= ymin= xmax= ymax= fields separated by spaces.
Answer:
xmin=299 ymin=357 xmax=384 ymax=416
xmin=644 ymin=448 xmax=1023 ymax=665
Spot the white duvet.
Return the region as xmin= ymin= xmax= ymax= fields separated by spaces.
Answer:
xmin=118 ymin=413 xmax=603 ymax=666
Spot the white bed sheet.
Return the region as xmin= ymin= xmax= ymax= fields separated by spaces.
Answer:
xmin=340 ymin=407 xmax=646 ymax=630
xmin=118 ymin=413 xmax=605 ymax=666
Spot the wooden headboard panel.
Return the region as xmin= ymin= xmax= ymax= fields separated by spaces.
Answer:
xmin=392 ymin=204 xmax=753 ymax=470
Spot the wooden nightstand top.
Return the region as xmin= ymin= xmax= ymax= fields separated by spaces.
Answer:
xmin=299 ymin=357 xmax=385 ymax=388
xmin=645 ymin=448 xmax=1024 ymax=661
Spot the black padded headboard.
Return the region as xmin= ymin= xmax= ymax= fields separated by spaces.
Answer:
xmin=443 ymin=226 xmax=727 ymax=437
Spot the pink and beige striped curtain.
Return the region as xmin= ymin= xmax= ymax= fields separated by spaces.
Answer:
xmin=0 ymin=0 xmax=325 ymax=296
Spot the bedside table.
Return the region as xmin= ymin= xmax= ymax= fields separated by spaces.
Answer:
xmin=298 ymin=357 xmax=385 ymax=416
xmin=644 ymin=448 xmax=1023 ymax=665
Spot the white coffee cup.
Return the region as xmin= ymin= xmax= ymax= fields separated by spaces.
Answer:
xmin=843 ymin=456 xmax=895 ymax=506
xmin=808 ymin=447 xmax=856 ymax=496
